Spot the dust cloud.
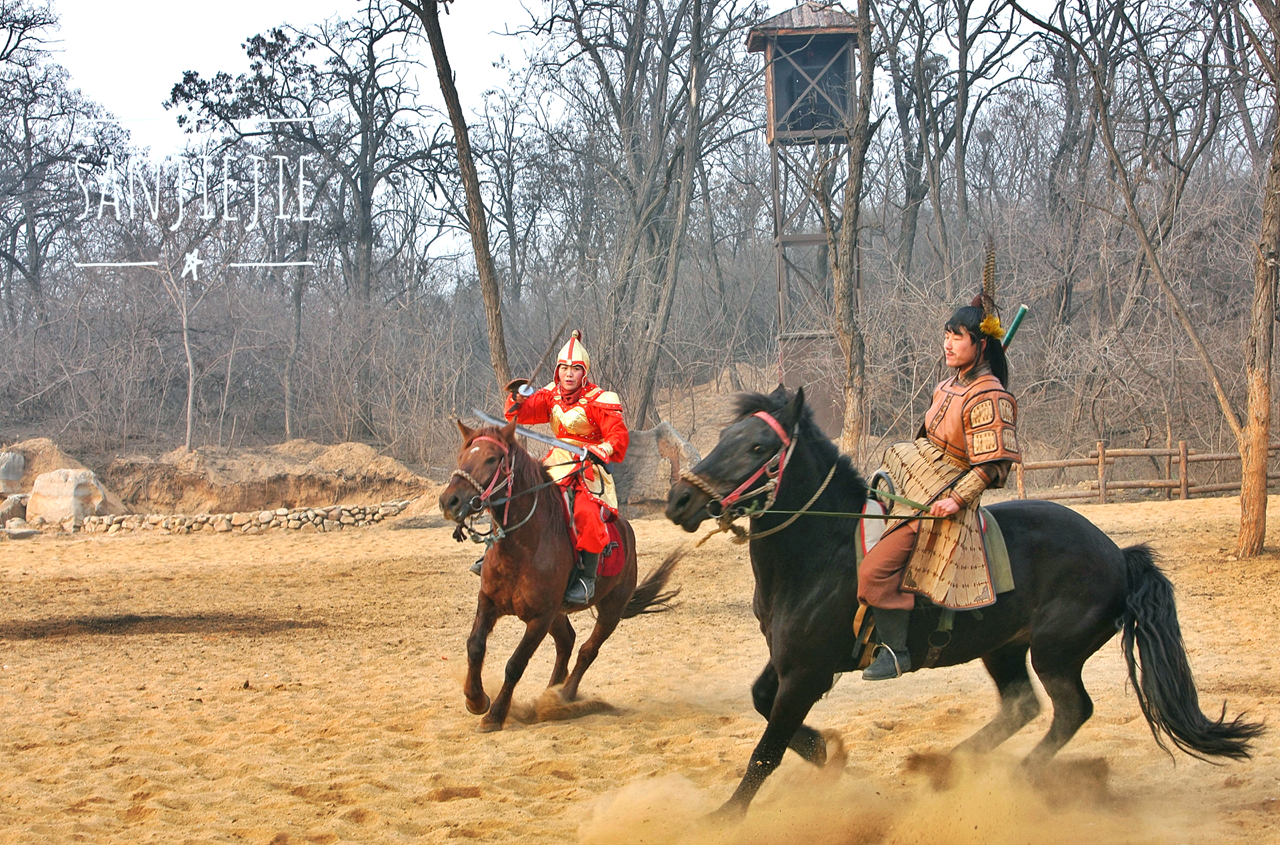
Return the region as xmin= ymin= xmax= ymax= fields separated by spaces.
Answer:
xmin=579 ymin=751 xmax=1191 ymax=845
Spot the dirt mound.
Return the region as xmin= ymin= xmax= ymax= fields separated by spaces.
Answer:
xmin=101 ymin=440 xmax=432 ymax=514
xmin=5 ymin=437 xmax=87 ymax=492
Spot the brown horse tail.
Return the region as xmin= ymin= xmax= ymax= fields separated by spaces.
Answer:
xmin=622 ymin=550 xmax=683 ymax=618
xmin=1120 ymin=544 xmax=1264 ymax=761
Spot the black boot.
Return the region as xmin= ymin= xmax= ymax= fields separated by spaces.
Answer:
xmin=564 ymin=551 xmax=600 ymax=606
xmin=862 ymin=608 xmax=912 ymax=680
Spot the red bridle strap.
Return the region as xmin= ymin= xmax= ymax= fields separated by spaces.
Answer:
xmin=752 ymin=411 xmax=791 ymax=448
xmin=467 ymin=435 xmax=513 ymax=519
xmin=717 ymin=411 xmax=793 ymax=510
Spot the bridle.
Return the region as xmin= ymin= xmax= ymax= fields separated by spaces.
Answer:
xmin=448 ymin=434 xmax=586 ymax=548
xmin=449 ymin=435 xmax=539 ymax=547
xmin=681 ymin=411 xmax=795 ymax=521
xmin=680 ymin=410 xmax=837 ymax=545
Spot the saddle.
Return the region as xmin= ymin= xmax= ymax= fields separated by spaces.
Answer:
xmin=559 ymin=487 xmax=626 ymax=577
xmin=853 ymin=499 xmax=1013 ymax=669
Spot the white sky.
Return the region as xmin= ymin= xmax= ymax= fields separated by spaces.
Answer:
xmin=52 ymin=1 xmax=796 ymax=156
xmin=51 ymin=0 xmax=546 ymax=155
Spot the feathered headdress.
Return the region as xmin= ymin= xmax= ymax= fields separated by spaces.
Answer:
xmin=971 ymin=236 xmax=1003 ymax=340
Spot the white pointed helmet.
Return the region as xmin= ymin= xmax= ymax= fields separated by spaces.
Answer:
xmin=556 ymin=330 xmax=590 ymax=375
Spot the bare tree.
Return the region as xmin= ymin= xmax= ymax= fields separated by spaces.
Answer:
xmin=400 ymin=0 xmax=512 ymax=391
xmin=1233 ymin=0 xmax=1280 ymax=556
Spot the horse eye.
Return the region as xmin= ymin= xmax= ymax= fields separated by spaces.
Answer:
xmin=485 ymin=456 xmax=497 ymax=464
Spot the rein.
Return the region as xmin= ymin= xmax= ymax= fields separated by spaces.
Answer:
xmin=682 ymin=411 xmax=818 ymax=546
xmin=449 ymin=437 xmax=583 ymax=549
xmin=683 ymin=412 xmax=948 ymax=548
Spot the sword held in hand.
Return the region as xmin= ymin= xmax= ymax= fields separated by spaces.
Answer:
xmin=472 ymin=408 xmax=611 ymax=473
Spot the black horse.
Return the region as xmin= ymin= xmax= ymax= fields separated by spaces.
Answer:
xmin=665 ymin=386 xmax=1262 ymax=816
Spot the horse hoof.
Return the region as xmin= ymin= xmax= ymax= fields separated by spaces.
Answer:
xmin=477 ymin=718 xmax=504 ymax=733
xmin=466 ymin=694 xmax=491 ymax=716
xmin=700 ymin=801 xmax=747 ymax=826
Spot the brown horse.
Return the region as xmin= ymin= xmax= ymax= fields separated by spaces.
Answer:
xmin=438 ymin=419 xmax=679 ymax=731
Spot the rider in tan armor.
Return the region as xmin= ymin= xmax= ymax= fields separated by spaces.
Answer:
xmin=859 ymin=286 xmax=1021 ymax=681
xmin=503 ymin=331 xmax=629 ymax=606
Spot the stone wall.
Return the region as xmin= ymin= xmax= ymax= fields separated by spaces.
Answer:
xmin=72 ymin=500 xmax=415 ymax=535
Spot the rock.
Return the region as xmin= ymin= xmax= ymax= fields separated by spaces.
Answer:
xmin=231 ymin=512 xmax=251 ymax=527
xmin=214 ymin=518 xmax=232 ymax=533
xmin=26 ymin=469 xmax=116 ymax=524
xmin=0 ymin=452 xmax=24 ymax=494
xmin=2 ymin=527 xmax=38 ymax=540
xmin=613 ymin=421 xmax=702 ymax=504
xmin=0 ymin=494 xmax=27 ymax=525
xmin=6 ymin=517 xmax=28 ymax=529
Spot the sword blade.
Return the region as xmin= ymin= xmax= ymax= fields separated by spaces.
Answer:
xmin=472 ymin=409 xmax=588 ymax=459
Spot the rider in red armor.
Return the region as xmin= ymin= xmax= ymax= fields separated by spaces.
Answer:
xmin=504 ymin=331 xmax=629 ymax=605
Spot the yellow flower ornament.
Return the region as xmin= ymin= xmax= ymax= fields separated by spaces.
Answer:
xmin=980 ymin=314 xmax=1003 ymax=340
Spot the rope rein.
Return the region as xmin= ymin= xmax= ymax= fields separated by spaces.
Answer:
xmin=684 ymin=412 xmax=945 ymax=548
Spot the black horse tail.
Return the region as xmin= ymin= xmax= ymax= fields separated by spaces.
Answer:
xmin=622 ymin=550 xmax=682 ymax=618
xmin=1121 ymin=544 xmax=1264 ymax=761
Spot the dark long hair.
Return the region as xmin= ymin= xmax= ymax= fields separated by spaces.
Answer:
xmin=945 ymin=304 xmax=1010 ymax=388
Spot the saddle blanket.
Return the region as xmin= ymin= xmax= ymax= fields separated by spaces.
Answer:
xmin=857 ymin=499 xmax=1013 ymax=596
xmin=560 ymin=489 xmax=626 ymax=577
xmin=599 ymin=520 xmax=626 ymax=577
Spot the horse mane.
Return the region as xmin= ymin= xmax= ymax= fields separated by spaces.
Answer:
xmin=730 ymin=390 xmax=868 ymax=500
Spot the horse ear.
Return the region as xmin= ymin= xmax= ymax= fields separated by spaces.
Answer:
xmin=769 ymin=383 xmax=789 ymax=401
xmin=501 ymin=418 xmax=518 ymax=444
xmin=776 ymin=385 xmax=806 ymax=431
xmin=457 ymin=419 xmax=476 ymax=442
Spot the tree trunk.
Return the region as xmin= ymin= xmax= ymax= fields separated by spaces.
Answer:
xmin=410 ymin=0 xmax=511 ymax=391
xmin=630 ymin=0 xmax=706 ymax=428
xmin=829 ymin=0 xmax=875 ymax=457
xmin=182 ymin=305 xmax=195 ymax=453
xmin=1238 ymin=76 xmax=1280 ymax=557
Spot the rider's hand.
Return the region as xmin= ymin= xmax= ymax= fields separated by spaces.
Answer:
xmin=586 ymin=444 xmax=611 ymax=465
xmin=929 ymin=496 xmax=961 ymax=518
xmin=505 ymin=377 xmax=530 ymax=406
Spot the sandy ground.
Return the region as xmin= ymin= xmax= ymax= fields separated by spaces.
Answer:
xmin=0 ymin=495 xmax=1277 ymax=844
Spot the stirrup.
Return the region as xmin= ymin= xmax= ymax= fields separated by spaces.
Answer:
xmin=469 ymin=558 xmax=483 ymax=576
xmin=862 ymin=644 xmax=909 ymax=681
xmin=563 ymin=577 xmax=595 ymax=607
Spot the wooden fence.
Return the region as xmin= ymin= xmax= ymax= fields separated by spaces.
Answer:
xmin=1015 ymin=441 xmax=1280 ymax=503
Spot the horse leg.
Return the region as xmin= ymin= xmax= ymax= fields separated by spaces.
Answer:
xmin=716 ymin=670 xmax=828 ymax=818
xmin=559 ymin=609 xmax=621 ymax=702
xmin=548 ymin=613 xmax=575 ymax=688
xmin=751 ymin=663 xmax=827 ymax=766
xmin=480 ymin=613 xmax=556 ymax=732
xmin=1023 ymin=659 xmax=1092 ymax=768
xmin=464 ymin=595 xmax=499 ymax=717
xmin=952 ymin=642 xmax=1040 ymax=756
xmin=1021 ymin=600 xmax=1120 ymax=767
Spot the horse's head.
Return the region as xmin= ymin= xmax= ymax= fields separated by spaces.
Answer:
xmin=665 ymin=385 xmax=806 ymax=531
xmin=439 ymin=419 xmax=518 ymax=523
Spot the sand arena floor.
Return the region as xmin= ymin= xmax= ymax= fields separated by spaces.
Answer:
xmin=0 ymin=496 xmax=1277 ymax=844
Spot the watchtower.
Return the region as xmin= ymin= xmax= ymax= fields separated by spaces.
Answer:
xmin=748 ymin=2 xmax=860 ymax=435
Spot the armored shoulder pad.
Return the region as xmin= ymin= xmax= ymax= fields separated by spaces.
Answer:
xmin=962 ymin=388 xmax=1020 ymax=463
xmin=593 ymin=390 xmax=623 ymax=411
